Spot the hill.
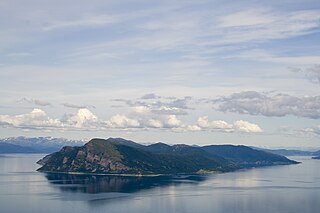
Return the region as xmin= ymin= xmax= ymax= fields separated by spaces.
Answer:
xmin=37 ymin=138 xmax=236 ymax=174
xmin=252 ymin=147 xmax=317 ymax=156
xmin=37 ymin=138 xmax=298 ymax=175
xmin=202 ymin=145 xmax=297 ymax=168
xmin=313 ymin=150 xmax=320 ymax=156
xmin=0 ymin=143 xmax=38 ymax=153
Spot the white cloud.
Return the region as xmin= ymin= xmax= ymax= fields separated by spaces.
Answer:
xmin=197 ymin=116 xmax=210 ymax=128
xmin=147 ymin=118 xmax=163 ymax=128
xmin=212 ymin=120 xmax=234 ymax=130
xmin=198 ymin=116 xmax=232 ymax=130
xmin=233 ymin=120 xmax=263 ymax=133
xmin=197 ymin=116 xmax=233 ymax=130
xmin=112 ymin=95 xmax=193 ymax=115
xmin=107 ymin=114 xmax=140 ymax=128
xmin=131 ymin=106 xmax=150 ymax=115
xmin=214 ymin=91 xmax=320 ymax=119
xmin=151 ymin=106 xmax=188 ymax=115
xmin=166 ymin=115 xmax=182 ymax=128
xmin=0 ymin=108 xmax=62 ymax=129
xmin=0 ymin=108 xmax=263 ymax=134
xmin=0 ymin=108 xmax=102 ymax=130
xmin=197 ymin=116 xmax=261 ymax=133
xmin=66 ymin=108 xmax=98 ymax=128
xmin=186 ymin=125 xmax=202 ymax=132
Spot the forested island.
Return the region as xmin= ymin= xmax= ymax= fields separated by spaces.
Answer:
xmin=37 ymin=138 xmax=298 ymax=175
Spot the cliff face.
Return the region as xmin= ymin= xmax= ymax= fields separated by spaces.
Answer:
xmin=37 ymin=138 xmax=298 ymax=175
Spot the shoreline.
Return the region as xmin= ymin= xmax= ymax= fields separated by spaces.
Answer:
xmin=37 ymin=161 xmax=298 ymax=177
xmin=37 ymin=169 xmax=223 ymax=177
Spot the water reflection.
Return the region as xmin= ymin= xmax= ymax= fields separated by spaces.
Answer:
xmin=1 ymin=155 xmax=320 ymax=213
xmin=44 ymin=173 xmax=207 ymax=194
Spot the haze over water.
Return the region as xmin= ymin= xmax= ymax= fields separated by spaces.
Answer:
xmin=0 ymin=154 xmax=319 ymax=213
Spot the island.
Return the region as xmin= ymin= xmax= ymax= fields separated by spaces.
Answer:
xmin=37 ymin=138 xmax=299 ymax=175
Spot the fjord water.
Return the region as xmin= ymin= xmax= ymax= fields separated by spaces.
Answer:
xmin=0 ymin=154 xmax=319 ymax=213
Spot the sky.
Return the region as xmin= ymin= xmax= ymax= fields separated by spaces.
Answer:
xmin=0 ymin=0 xmax=319 ymax=148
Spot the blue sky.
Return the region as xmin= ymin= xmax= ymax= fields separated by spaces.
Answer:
xmin=0 ymin=0 xmax=319 ymax=147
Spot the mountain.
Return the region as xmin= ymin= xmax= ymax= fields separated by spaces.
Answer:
xmin=0 ymin=137 xmax=84 ymax=153
xmin=202 ymin=145 xmax=297 ymax=168
xmin=37 ymin=138 xmax=298 ymax=175
xmin=0 ymin=143 xmax=38 ymax=153
xmin=104 ymin=137 xmax=146 ymax=149
xmin=253 ymin=147 xmax=320 ymax=160
xmin=252 ymin=147 xmax=316 ymax=156
xmin=310 ymin=150 xmax=320 ymax=160
xmin=313 ymin=150 xmax=320 ymax=156
xmin=37 ymin=138 xmax=236 ymax=174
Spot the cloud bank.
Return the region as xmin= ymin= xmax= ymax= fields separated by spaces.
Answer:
xmin=112 ymin=95 xmax=193 ymax=116
xmin=213 ymin=91 xmax=320 ymax=119
xmin=0 ymin=108 xmax=263 ymax=134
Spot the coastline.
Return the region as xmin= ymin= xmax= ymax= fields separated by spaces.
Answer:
xmin=37 ymin=161 xmax=298 ymax=177
xmin=36 ymin=169 xmax=223 ymax=177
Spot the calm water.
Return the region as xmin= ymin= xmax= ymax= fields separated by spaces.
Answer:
xmin=0 ymin=154 xmax=319 ymax=213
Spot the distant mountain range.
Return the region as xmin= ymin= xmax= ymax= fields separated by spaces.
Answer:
xmin=252 ymin=147 xmax=320 ymax=157
xmin=1 ymin=137 xmax=319 ymax=160
xmin=0 ymin=137 xmax=84 ymax=153
xmin=0 ymin=142 xmax=38 ymax=153
xmin=37 ymin=138 xmax=298 ymax=175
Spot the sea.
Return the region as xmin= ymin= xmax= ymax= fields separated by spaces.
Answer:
xmin=0 ymin=154 xmax=319 ymax=213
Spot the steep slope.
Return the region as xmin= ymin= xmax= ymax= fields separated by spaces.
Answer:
xmin=202 ymin=145 xmax=298 ymax=168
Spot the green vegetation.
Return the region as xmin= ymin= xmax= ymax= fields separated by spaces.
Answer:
xmin=37 ymin=138 xmax=298 ymax=175
xmin=202 ymin=145 xmax=297 ymax=168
